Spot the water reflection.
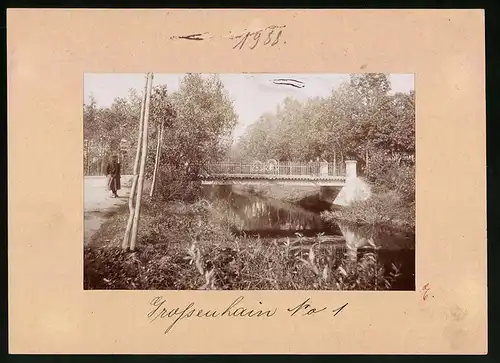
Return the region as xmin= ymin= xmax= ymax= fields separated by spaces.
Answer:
xmin=203 ymin=186 xmax=415 ymax=290
xmin=226 ymin=193 xmax=338 ymax=236
xmin=337 ymin=222 xmax=415 ymax=290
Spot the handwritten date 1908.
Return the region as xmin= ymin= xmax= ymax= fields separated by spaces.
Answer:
xmin=232 ymin=25 xmax=285 ymax=50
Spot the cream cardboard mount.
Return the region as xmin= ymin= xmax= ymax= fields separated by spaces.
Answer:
xmin=7 ymin=9 xmax=486 ymax=354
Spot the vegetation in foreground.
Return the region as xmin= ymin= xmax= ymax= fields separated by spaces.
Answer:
xmin=84 ymin=200 xmax=402 ymax=290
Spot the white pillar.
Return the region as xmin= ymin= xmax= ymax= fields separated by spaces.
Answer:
xmin=320 ymin=161 xmax=329 ymax=176
xmin=345 ymin=160 xmax=357 ymax=179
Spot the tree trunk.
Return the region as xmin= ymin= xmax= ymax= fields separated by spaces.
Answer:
xmin=149 ymin=121 xmax=164 ymax=197
xmin=130 ymin=72 xmax=154 ymax=251
xmin=83 ymin=141 xmax=88 ymax=176
xmin=122 ymin=74 xmax=149 ymax=250
xmin=366 ymin=148 xmax=369 ymax=175
xmin=333 ymin=150 xmax=337 ymax=175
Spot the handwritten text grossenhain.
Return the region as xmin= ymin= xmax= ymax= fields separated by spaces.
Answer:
xmin=147 ymin=296 xmax=348 ymax=335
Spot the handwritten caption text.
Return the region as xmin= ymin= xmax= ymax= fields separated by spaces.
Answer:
xmin=147 ymin=296 xmax=348 ymax=335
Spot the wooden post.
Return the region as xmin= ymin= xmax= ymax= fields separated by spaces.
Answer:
xmin=130 ymin=72 xmax=153 ymax=251
xmin=366 ymin=149 xmax=370 ymax=175
xmin=150 ymin=120 xmax=164 ymax=197
xmin=158 ymin=125 xmax=164 ymax=170
xmin=122 ymin=73 xmax=149 ymax=250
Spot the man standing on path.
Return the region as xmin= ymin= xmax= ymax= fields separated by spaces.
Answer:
xmin=106 ymin=154 xmax=121 ymax=198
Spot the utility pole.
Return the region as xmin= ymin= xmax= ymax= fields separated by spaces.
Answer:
xmin=122 ymin=73 xmax=149 ymax=250
xmin=130 ymin=72 xmax=154 ymax=251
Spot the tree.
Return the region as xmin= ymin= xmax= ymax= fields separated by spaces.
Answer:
xmin=122 ymin=75 xmax=149 ymax=250
xmin=236 ymin=112 xmax=280 ymax=161
xmin=153 ymin=74 xmax=238 ymax=200
xmin=84 ymin=90 xmax=143 ymax=175
xmin=149 ymin=85 xmax=177 ymax=197
xmin=83 ymin=95 xmax=106 ymax=174
xmin=233 ymin=73 xmax=415 ymax=202
xmin=130 ymin=72 xmax=154 ymax=251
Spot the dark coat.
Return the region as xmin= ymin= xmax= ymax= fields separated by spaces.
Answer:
xmin=105 ymin=160 xmax=121 ymax=191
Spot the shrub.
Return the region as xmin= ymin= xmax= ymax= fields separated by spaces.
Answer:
xmin=322 ymin=190 xmax=415 ymax=230
xmin=153 ymin=164 xmax=202 ymax=202
xmin=85 ymin=202 xmax=403 ymax=290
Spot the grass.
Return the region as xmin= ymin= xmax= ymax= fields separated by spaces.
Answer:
xmin=84 ymin=198 xmax=402 ymax=290
xmin=322 ymin=190 xmax=415 ymax=232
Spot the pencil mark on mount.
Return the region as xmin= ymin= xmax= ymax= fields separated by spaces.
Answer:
xmin=230 ymin=25 xmax=286 ymax=50
xmin=422 ymin=282 xmax=431 ymax=300
xmin=272 ymin=78 xmax=305 ymax=88
xmin=171 ymin=32 xmax=211 ymax=41
xmin=360 ymin=64 xmax=368 ymax=70
xmin=225 ymin=25 xmax=286 ymax=40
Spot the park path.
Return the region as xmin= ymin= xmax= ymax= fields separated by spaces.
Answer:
xmin=84 ymin=175 xmax=133 ymax=245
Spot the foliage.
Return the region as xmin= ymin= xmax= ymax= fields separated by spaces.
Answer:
xmin=84 ymin=74 xmax=238 ymax=199
xmin=232 ymin=73 xmax=415 ymax=227
xmin=84 ymin=200 xmax=403 ymax=290
xmin=165 ymin=74 xmax=238 ymax=169
xmin=146 ymin=74 xmax=238 ymax=201
xmin=150 ymin=84 xmax=177 ymax=128
xmin=322 ymin=190 xmax=415 ymax=231
xmin=234 ymin=74 xmax=415 ymax=202
xmin=84 ymin=245 xmax=201 ymax=290
xmin=152 ymin=165 xmax=202 ymax=202
xmin=83 ymin=92 xmax=142 ymax=152
xmin=84 ymin=90 xmax=142 ymax=173
xmin=143 ymin=84 xmax=177 ymax=178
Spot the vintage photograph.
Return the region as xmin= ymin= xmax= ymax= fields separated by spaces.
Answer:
xmin=84 ymin=73 xmax=415 ymax=291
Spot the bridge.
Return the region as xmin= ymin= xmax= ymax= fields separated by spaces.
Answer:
xmin=199 ymin=160 xmax=369 ymax=205
xmin=200 ymin=160 xmax=355 ymax=186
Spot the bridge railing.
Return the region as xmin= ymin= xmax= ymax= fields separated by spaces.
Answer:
xmin=203 ymin=161 xmax=346 ymax=177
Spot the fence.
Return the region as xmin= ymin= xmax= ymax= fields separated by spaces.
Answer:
xmin=204 ymin=161 xmax=346 ymax=177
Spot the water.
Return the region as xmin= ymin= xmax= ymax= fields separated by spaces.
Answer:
xmin=203 ymin=186 xmax=415 ymax=291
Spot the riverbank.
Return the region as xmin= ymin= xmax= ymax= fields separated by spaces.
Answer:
xmin=321 ymin=190 xmax=415 ymax=232
xmin=84 ymin=197 xmax=401 ymax=290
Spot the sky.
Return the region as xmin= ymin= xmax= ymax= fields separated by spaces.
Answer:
xmin=84 ymin=73 xmax=414 ymax=139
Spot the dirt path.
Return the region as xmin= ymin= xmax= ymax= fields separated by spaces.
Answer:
xmin=84 ymin=175 xmax=133 ymax=245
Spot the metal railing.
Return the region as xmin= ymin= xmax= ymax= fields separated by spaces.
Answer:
xmin=203 ymin=161 xmax=346 ymax=178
